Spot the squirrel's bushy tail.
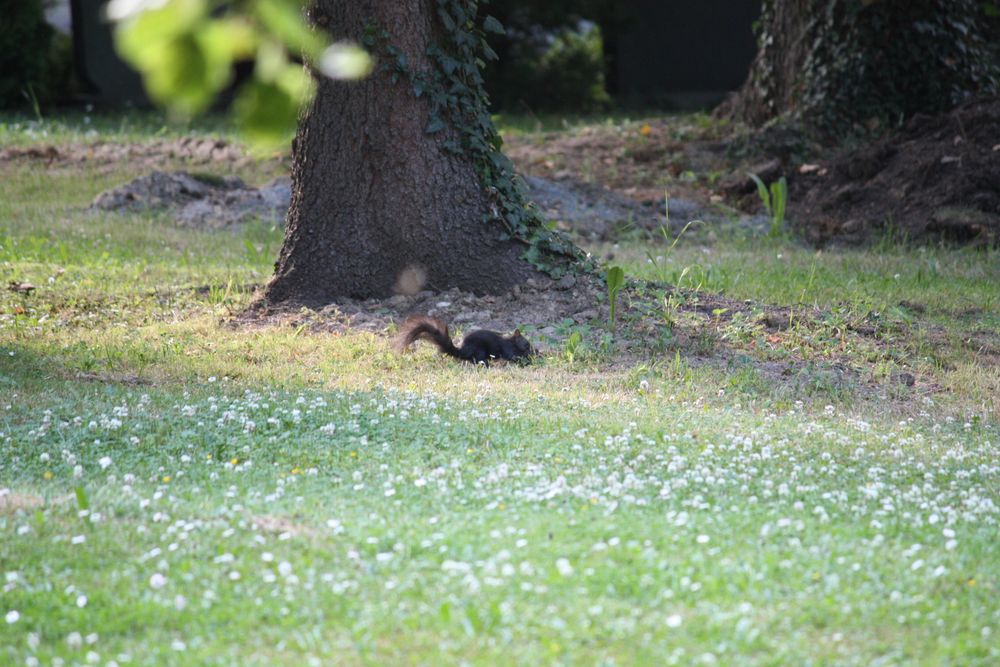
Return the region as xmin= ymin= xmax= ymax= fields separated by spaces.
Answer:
xmin=394 ymin=315 xmax=462 ymax=359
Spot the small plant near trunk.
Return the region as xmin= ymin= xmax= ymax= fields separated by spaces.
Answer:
xmin=748 ymin=172 xmax=788 ymax=238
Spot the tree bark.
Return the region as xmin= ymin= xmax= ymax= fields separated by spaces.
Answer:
xmin=719 ymin=0 xmax=811 ymax=127
xmin=722 ymin=0 xmax=999 ymax=135
xmin=263 ymin=0 xmax=540 ymax=306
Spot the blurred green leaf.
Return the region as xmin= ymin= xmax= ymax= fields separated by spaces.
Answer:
xmin=256 ymin=38 xmax=290 ymax=82
xmin=115 ymin=0 xmax=205 ymax=62
xmin=199 ymin=17 xmax=258 ymax=62
xmin=149 ymin=32 xmax=230 ymax=115
xmin=112 ymin=0 xmax=369 ymax=149
xmin=116 ymin=0 xmax=234 ymax=116
xmin=235 ymin=65 xmax=314 ymax=152
xmin=252 ymin=0 xmax=326 ymax=59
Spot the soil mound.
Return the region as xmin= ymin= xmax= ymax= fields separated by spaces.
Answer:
xmin=91 ymin=171 xmax=290 ymax=228
xmin=90 ymin=169 xmax=692 ymax=236
xmin=791 ymin=97 xmax=1000 ymax=246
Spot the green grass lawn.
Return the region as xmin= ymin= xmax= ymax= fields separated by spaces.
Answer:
xmin=1 ymin=112 xmax=998 ymax=665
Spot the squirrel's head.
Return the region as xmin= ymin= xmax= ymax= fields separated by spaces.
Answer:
xmin=510 ymin=329 xmax=534 ymax=360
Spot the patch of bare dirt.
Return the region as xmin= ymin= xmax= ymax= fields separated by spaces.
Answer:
xmin=242 ymin=274 xmax=598 ymax=340
xmin=504 ymin=120 xmax=730 ymax=211
xmin=252 ymin=515 xmax=321 ymax=539
xmin=0 ymin=490 xmax=72 ymax=514
xmin=237 ymin=273 xmax=954 ymax=400
xmin=0 ymin=137 xmax=252 ymax=170
xmin=0 ymin=490 xmax=44 ymax=513
xmin=505 ymin=102 xmax=1000 ymax=249
xmin=789 ymin=97 xmax=1000 ymax=246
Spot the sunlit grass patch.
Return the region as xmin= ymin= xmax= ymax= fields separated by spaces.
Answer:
xmin=1 ymin=386 xmax=997 ymax=664
xmin=1 ymin=110 xmax=998 ymax=664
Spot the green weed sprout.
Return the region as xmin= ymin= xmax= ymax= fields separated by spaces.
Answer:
xmin=606 ymin=266 xmax=625 ymax=329
xmin=564 ymin=330 xmax=583 ymax=363
xmin=748 ymin=173 xmax=788 ymax=238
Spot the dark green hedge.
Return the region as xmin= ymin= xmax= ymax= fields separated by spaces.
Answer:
xmin=0 ymin=0 xmax=60 ymax=109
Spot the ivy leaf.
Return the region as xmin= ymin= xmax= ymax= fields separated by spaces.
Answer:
xmin=438 ymin=8 xmax=455 ymax=31
xmin=482 ymin=15 xmax=505 ymax=35
xmin=425 ymin=116 xmax=446 ymax=134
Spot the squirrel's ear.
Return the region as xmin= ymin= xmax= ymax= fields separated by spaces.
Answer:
xmin=513 ymin=329 xmax=522 ymax=337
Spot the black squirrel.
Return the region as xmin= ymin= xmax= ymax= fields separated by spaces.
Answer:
xmin=394 ymin=315 xmax=534 ymax=365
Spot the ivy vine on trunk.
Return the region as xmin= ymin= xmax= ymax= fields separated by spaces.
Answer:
xmin=723 ymin=0 xmax=999 ymax=138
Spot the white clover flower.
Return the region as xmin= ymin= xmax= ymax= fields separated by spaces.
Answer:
xmin=555 ymin=558 xmax=573 ymax=576
xmin=5 ymin=610 xmax=19 ymax=624
xmin=149 ymin=573 xmax=167 ymax=589
xmin=666 ymin=614 xmax=683 ymax=628
xmin=99 ymin=456 xmax=112 ymax=469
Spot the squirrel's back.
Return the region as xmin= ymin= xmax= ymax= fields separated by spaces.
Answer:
xmin=394 ymin=315 xmax=533 ymax=365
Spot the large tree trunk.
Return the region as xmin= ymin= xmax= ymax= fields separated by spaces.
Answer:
xmin=720 ymin=0 xmax=811 ymax=127
xmin=723 ymin=0 xmax=999 ymax=135
xmin=263 ymin=0 xmax=541 ymax=306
